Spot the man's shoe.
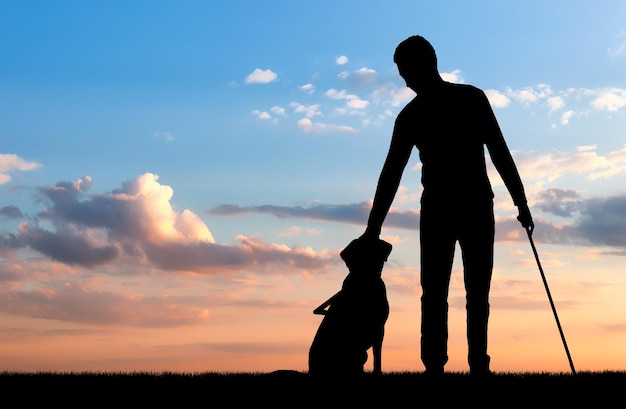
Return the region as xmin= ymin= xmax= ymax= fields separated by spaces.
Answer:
xmin=424 ymin=367 xmax=444 ymax=377
xmin=469 ymin=368 xmax=493 ymax=378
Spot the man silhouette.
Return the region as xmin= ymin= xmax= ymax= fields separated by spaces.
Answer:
xmin=361 ymin=35 xmax=534 ymax=376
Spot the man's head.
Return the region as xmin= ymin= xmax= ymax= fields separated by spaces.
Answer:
xmin=393 ymin=35 xmax=441 ymax=91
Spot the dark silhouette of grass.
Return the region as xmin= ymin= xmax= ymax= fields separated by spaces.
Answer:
xmin=1 ymin=370 xmax=623 ymax=406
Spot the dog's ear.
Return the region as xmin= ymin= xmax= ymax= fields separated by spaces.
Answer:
xmin=339 ymin=239 xmax=359 ymax=263
xmin=380 ymin=240 xmax=392 ymax=261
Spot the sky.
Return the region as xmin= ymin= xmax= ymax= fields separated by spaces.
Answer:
xmin=1 ymin=0 xmax=626 ymax=374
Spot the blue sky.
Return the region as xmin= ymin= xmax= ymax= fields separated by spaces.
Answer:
xmin=2 ymin=1 xmax=626 ymax=373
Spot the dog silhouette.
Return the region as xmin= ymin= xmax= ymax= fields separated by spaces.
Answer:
xmin=309 ymin=237 xmax=392 ymax=376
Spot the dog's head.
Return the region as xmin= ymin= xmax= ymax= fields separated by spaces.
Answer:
xmin=340 ymin=238 xmax=392 ymax=277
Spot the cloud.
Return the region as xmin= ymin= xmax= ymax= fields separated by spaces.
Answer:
xmin=289 ymin=102 xmax=321 ymax=118
xmin=489 ymin=85 xmax=626 ymax=118
xmin=325 ymin=88 xmax=369 ymax=110
xmin=535 ymin=188 xmax=582 ymax=217
xmin=440 ymin=69 xmax=464 ymax=84
xmin=532 ymin=192 xmax=626 ymax=248
xmin=590 ymin=88 xmax=626 ymax=112
xmin=19 ymin=222 xmax=120 ymax=267
xmin=390 ymin=87 xmax=416 ymax=107
xmin=338 ymin=67 xmax=378 ymax=89
xmin=505 ymin=84 xmax=553 ymax=105
xmin=505 ymin=144 xmax=626 ymax=184
xmin=251 ymin=109 xmax=272 ymax=120
xmin=324 ymin=89 xmax=358 ymax=100
xmin=206 ymin=202 xmax=517 ymax=246
xmin=143 ymin=234 xmax=332 ymax=272
xmin=11 ymin=174 xmax=333 ymax=273
xmin=0 ymin=154 xmax=42 ymax=184
xmin=153 ymin=132 xmax=174 ymax=142
xmin=546 ymin=96 xmax=565 ymax=112
xmin=1 ymin=205 xmax=23 ymax=221
xmin=0 ymin=281 xmax=212 ymax=327
xmin=336 ymin=55 xmax=349 ymax=65
xmin=296 ymin=118 xmax=356 ymax=134
xmin=245 ymin=68 xmax=278 ymax=84
xmin=208 ymin=192 xmax=626 ymax=251
xmin=560 ymin=110 xmax=575 ymax=125
xmin=346 ymin=99 xmax=369 ymax=109
xmin=608 ymin=31 xmax=626 ymax=58
xmin=299 ymin=83 xmax=315 ymax=94
xmin=0 ymin=232 xmax=23 ymax=260
xmin=208 ymin=201 xmax=420 ymax=230
xmin=270 ymin=106 xmax=287 ymax=116
xmin=371 ymin=82 xmax=416 ymax=108
xmin=484 ymin=89 xmax=511 ymax=108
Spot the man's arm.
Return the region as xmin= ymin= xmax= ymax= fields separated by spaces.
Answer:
xmin=363 ymin=116 xmax=414 ymax=238
xmin=480 ymin=90 xmax=534 ymax=231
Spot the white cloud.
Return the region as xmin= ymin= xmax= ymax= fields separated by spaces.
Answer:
xmin=370 ymin=82 xmax=415 ymax=107
xmin=325 ymin=88 xmax=358 ymax=100
xmin=5 ymin=175 xmax=338 ymax=279
xmin=440 ymin=69 xmax=464 ymax=84
xmin=577 ymin=145 xmax=597 ymax=152
xmin=245 ymin=68 xmax=278 ymax=84
xmin=505 ymin=84 xmax=553 ymax=105
xmin=0 ymin=154 xmax=42 ymax=184
xmin=251 ymin=110 xmax=272 ymax=120
xmin=115 ymin=173 xmax=216 ymax=243
xmin=338 ymin=71 xmax=350 ymax=81
xmin=16 ymin=173 xmax=220 ymax=268
xmin=324 ymin=88 xmax=370 ymax=112
xmin=270 ymin=106 xmax=287 ymax=116
xmin=299 ymin=83 xmax=315 ymax=94
xmin=289 ymin=102 xmax=321 ymax=118
xmin=338 ymin=67 xmax=378 ymax=89
xmin=546 ymin=96 xmax=565 ymax=112
xmin=153 ymin=132 xmax=174 ymax=142
xmin=391 ymin=87 xmax=416 ymax=107
xmin=277 ymin=226 xmax=302 ymax=236
xmin=485 ymin=89 xmax=511 ymax=108
xmin=346 ymin=98 xmax=369 ymax=109
xmin=590 ymin=88 xmax=626 ymax=112
xmin=492 ymin=145 xmax=626 ymax=188
xmin=394 ymin=185 xmax=420 ymax=205
xmin=560 ymin=110 xmax=575 ymax=125
xmin=336 ymin=55 xmax=349 ymax=65
xmin=297 ymin=118 xmax=356 ymax=134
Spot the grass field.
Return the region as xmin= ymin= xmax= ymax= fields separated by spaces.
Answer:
xmin=2 ymin=370 xmax=624 ymax=406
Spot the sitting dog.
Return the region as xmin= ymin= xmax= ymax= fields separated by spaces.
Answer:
xmin=308 ymin=237 xmax=392 ymax=376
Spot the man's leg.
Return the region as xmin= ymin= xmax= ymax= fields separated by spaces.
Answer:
xmin=459 ymin=201 xmax=494 ymax=375
xmin=420 ymin=206 xmax=456 ymax=373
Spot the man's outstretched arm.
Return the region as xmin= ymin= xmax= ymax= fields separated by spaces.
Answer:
xmin=363 ymin=119 xmax=414 ymax=238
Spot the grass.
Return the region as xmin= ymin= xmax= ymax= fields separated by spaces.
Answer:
xmin=2 ymin=370 xmax=623 ymax=406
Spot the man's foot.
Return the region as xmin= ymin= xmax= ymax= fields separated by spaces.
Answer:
xmin=469 ymin=368 xmax=493 ymax=378
xmin=423 ymin=367 xmax=444 ymax=377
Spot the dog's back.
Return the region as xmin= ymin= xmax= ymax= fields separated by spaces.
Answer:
xmin=309 ymin=238 xmax=392 ymax=376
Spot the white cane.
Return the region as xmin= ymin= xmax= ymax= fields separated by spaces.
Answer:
xmin=525 ymin=226 xmax=576 ymax=375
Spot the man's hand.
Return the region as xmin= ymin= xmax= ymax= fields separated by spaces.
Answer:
xmin=359 ymin=226 xmax=380 ymax=242
xmin=517 ymin=203 xmax=534 ymax=234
